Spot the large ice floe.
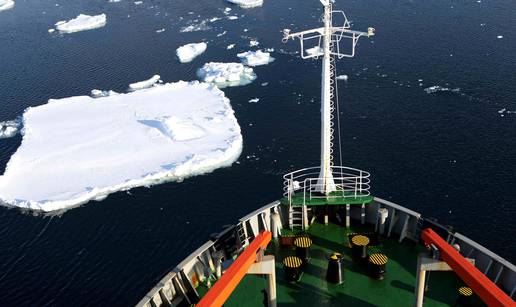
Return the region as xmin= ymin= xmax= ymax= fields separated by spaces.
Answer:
xmin=176 ymin=43 xmax=207 ymax=63
xmin=0 ymin=0 xmax=14 ymax=11
xmin=0 ymin=81 xmax=242 ymax=212
xmin=54 ymin=14 xmax=107 ymax=33
xmin=226 ymin=0 xmax=263 ymax=8
xmin=237 ymin=50 xmax=274 ymax=66
xmin=197 ymin=63 xmax=256 ymax=88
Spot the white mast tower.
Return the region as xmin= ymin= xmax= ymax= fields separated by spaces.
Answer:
xmin=283 ymin=0 xmax=375 ymax=195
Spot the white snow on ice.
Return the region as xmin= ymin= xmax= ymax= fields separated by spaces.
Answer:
xmin=197 ymin=62 xmax=256 ymax=88
xmin=129 ymin=75 xmax=161 ymax=91
xmin=0 ymin=0 xmax=14 ymax=11
xmin=0 ymin=81 xmax=242 ymax=212
xmin=226 ymin=0 xmax=263 ymax=8
xmin=176 ymin=42 xmax=207 ymax=63
xmin=54 ymin=14 xmax=107 ymax=33
xmin=237 ymin=50 xmax=274 ymax=66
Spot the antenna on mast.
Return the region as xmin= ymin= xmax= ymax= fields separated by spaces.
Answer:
xmin=282 ymin=1 xmax=374 ymax=195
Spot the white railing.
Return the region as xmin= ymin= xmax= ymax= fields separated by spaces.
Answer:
xmin=283 ymin=166 xmax=371 ymax=205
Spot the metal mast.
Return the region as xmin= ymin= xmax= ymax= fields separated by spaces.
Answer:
xmin=283 ymin=0 xmax=375 ymax=195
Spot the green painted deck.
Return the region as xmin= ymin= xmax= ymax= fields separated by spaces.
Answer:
xmin=281 ymin=191 xmax=374 ymax=207
xmin=198 ymin=221 xmax=476 ymax=306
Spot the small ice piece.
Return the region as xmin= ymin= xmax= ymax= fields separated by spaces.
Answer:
xmin=498 ymin=108 xmax=506 ymax=114
xmin=261 ymin=82 xmax=268 ymax=86
xmin=424 ymin=85 xmax=460 ymax=94
xmin=197 ymin=62 xmax=257 ymax=88
xmin=497 ymin=35 xmax=503 ymax=39
xmin=305 ymin=46 xmax=323 ymax=57
xmin=249 ymin=40 xmax=259 ymax=47
xmin=156 ymin=28 xmax=165 ymax=33
xmin=226 ymin=0 xmax=263 ymax=8
xmin=217 ymin=30 xmax=227 ymax=37
xmin=209 ymin=17 xmax=221 ymax=22
xmin=48 ymin=28 xmax=55 ymax=33
xmin=0 ymin=81 xmax=243 ymax=212
xmin=54 ymin=14 xmax=107 ymax=33
xmin=129 ymin=75 xmax=161 ymax=91
xmin=180 ymin=19 xmax=211 ymax=32
xmin=0 ymin=0 xmax=14 ymax=11
xmin=176 ymin=42 xmax=207 ymax=63
xmin=91 ymin=89 xmax=118 ymax=98
xmin=237 ymin=50 xmax=274 ymax=66
xmin=0 ymin=118 xmax=21 ymax=139
xmin=224 ymin=7 xmax=232 ymax=14
xmin=227 ymin=15 xmax=238 ymax=20
xmin=227 ymin=44 xmax=235 ymax=50
xmin=336 ymin=74 xmax=348 ymax=81
xmin=248 ymin=98 xmax=259 ymax=103
xmin=134 ymin=1 xmax=143 ymax=4
xmin=108 ymin=0 xmax=121 ymax=2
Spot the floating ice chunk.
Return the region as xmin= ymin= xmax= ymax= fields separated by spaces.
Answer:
xmin=497 ymin=35 xmax=503 ymax=39
xmin=424 ymin=86 xmax=460 ymax=94
xmin=197 ymin=62 xmax=256 ymax=88
xmin=176 ymin=42 xmax=207 ymax=63
xmin=91 ymin=89 xmax=119 ymax=98
xmin=0 ymin=0 xmax=14 ymax=11
xmin=498 ymin=108 xmax=506 ymax=114
xmin=227 ymin=15 xmax=238 ymax=20
xmin=227 ymin=44 xmax=235 ymax=50
xmin=54 ymin=14 xmax=107 ymax=33
xmin=249 ymin=40 xmax=259 ymax=47
xmin=305 ymin=46 xmax=323 ymax=57
xmin=108 ymin=0 xmax=121 ymax=2
xmin=0 ymin=81 xmax=242 ymax=212
xmin=224 ymin=7 xmax=232 ymax=14
xmin=48 ymin=28 xmax=55 ymax=33
xmin=129 ymin=75 xmax=161 ymax=91
xmin=180 ymin=19 xmax=211 ymax=32
xmin=226 ymin=0 xmax=263 ymax=8
xmin=237 ymin=50 xmax=274 ymax=66
xmin=217 ymin=30 xmax=227 ymax=37
xmin=156 ymin=28 xmax=165 ymax=33
xmin=134 ymin=1 xmax=143 ymax=4
xmin=336 ymin=74 xmax=348 ymax=81
xmin=0 ymin=118 xmax=21 ymax=139
xmin=248 ymin=98 xmax=259 ymax=103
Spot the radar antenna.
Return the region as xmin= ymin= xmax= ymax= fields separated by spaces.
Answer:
xmin=282 ymin=1 xmax=374 ymax=195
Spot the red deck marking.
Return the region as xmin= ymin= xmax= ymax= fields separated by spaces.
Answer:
xmin=197 ymin=231 xmax=272 ymax=307
xmin=421 ymin=228 xmax=515 ymax=307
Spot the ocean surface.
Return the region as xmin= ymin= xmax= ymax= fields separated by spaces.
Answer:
xmin=0 ymin=0 xmax=514 ymax=305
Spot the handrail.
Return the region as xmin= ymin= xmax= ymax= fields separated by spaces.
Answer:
xmin=421 ymin=228 xmax=515 ymax=307
xmin=197 ymin=231 xmax=272 ymax=307
xmin=283 ymin=166 xmax=371 ymax=205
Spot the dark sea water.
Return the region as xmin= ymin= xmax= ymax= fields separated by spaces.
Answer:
xmin=0 ymin=0 xmax=515 ymax=305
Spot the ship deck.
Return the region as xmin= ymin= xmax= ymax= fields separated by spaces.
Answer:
xmin=197 ymin=221 xmax=476 ymax=306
